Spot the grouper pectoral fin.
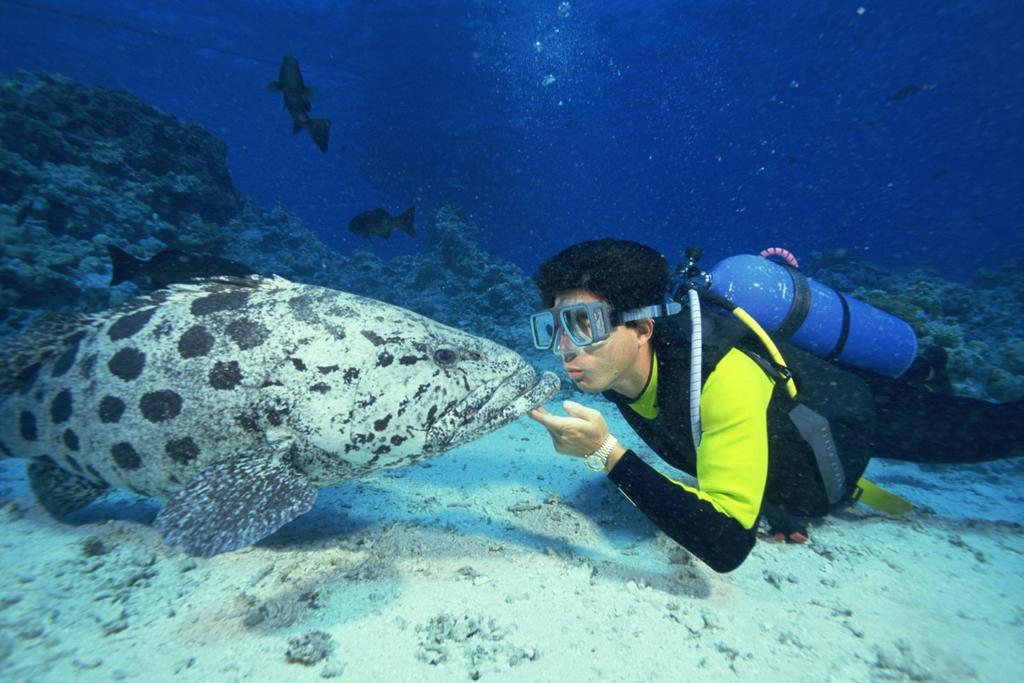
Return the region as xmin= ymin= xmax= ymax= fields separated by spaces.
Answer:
xmin=152 ymin=443 xmax=317 ymax=557
xmin=28 ymin=459 xmax=109 ymax=518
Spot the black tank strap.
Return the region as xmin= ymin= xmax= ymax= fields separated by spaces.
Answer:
xmin=825 ymin=291 xmax=852 ymax=362
xmin=777 ymin=266 xmax=812 ymax=338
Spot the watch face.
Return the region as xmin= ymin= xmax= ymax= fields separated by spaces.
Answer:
xmin=584 ymin=453 xmax=605 ymax=471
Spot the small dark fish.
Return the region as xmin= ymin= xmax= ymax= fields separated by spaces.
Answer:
xmin=267 ymin=56 xmax=331 ymax=153
xmin=348 ymin=207 xmax=416 ymax=240
xmin=888 ymin=84 xmax=922 ymax=101
xmin=108 ymin=246 xmax=254 ymax=289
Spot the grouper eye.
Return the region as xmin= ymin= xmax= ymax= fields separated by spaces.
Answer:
xmin=433 ymin=348 xmax=458 ymax=367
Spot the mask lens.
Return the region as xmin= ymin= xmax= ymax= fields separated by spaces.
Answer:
xmin=530 ymin=311 xmax=557 ymax=349
xmin=561 ymin=306 xmax=594 ymax=346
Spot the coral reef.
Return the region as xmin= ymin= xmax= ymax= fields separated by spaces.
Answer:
xmin=0 ymin=70 xmax=544 ymax=357
xmin=810 ymin=258 xmax=1024 ymax=401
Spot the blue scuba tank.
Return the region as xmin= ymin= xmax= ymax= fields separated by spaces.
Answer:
xmin=707 ymin=254 xmax=917 ymax=378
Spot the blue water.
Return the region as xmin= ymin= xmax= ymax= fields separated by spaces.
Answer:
xmin=2 ymin=0 xmax=1021 ymax=277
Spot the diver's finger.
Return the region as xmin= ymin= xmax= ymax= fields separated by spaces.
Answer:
xmin=562 ymin=400 xmax=601 ymax=423
xmin=528 ymin=406 xmax=560 ymax=427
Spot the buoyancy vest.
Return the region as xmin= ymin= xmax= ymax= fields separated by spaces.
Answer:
xmin=604 ymin=307 xmax=876 ymax=517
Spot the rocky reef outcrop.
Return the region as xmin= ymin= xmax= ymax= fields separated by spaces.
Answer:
xmin=809 ymin=252 xmax=1024 ymax=401
xmin=0 ymin=70 xmax=543 ymax=356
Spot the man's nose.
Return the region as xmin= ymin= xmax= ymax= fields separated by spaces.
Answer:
xmin=556 ymin=332 xmax=577 ymax=359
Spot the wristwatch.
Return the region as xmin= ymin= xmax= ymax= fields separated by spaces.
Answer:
xmin=584 ymin=434 xmax=618 ymax=472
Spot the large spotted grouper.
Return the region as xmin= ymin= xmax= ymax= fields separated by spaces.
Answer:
xmin=0 ymin=275 xmax=559 ymax=556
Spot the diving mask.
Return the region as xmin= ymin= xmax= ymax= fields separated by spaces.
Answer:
xmin=530 ymin=300 xmax=683 ymax=354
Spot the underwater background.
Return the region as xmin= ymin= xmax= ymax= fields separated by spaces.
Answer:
xmin=0 ymin=2 xmax=1023 ymax=681
xmin=1 ymin=0 xmax=1022 ymax=398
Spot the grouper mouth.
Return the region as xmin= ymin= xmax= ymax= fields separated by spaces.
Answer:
xmin=426 ymin=368 xmax=561 ymax=451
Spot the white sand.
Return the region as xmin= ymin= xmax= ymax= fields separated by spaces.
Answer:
xmin=1 ymin=399 xmax=1022 ymax=682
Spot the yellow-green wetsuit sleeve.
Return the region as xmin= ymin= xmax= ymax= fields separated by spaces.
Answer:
xmin=607 ymin=347 xmax=776 ymax=571
xmin=688 ymin=348 xmax=774 ymax=528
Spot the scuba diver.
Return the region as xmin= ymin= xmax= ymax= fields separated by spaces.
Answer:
xmin=527 ymin=239 xmax=1023 ymax=573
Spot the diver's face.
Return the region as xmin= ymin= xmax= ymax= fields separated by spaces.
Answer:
xmin=552 ymin=289 xmax=646 ymax=394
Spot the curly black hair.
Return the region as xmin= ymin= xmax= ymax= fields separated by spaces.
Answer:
xmin=533 ymin=239 xmax=671 ymax=311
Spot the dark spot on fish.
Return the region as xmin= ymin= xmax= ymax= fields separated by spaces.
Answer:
xmin=377 ymin=352 xmax=394 ymax=367
xmin=19 ymin=411 xmax=38 ymax=441
xmin=108 ymin=347 xmax=146 ymax=381
xmin=99 ymin=395 xmax=126 ymax=423
xmin=85 ymin=464 xmax=108 ymax=484
xmin=374 ymin=414 xmax=392 ymax=431
xmin=318 ymin=365 xmax=339 ymax=375
xmin=178 ymin=325 xmax=215 ymax=358
xmin=111 ymin=442 xmax=142 ymax=470
xmin=108 ymin=308 xmax=156 ymax=341
xmin=16 ymin=362 xmax=42 ymax=394
xmin=362 ymin=330 xmax=385 ymax=346
xmin=287 ymin=294 xmax=316 ymax=319
xmin=190 ymin=290 xmax=251 ymax=316
xmin=236 ymin=413 xmax=261 ymax=434
xmin=79 ymin=352 xmax=98 ymax=378
xmin=399 ymin=355 xmax=422 ymax=365
xmin=260 ymin=379 xmax=284 ymax=388
xmin=209 ymin=361 xmax=243 ymax=390
xmin=50 ymin=389 xmax=73 ymax=423
xmin=36 ymin=454 xmax=57 ymax=467
xmin=165 ymin=437 xmax=199 ymax=465
xmin=310 ymin=382 xmax=330 ymax=394
xmin=168 ymin=474 xmax=180 ymax=485
xmin=290 ymin=357 xmax=308 ymax=371
xmin=151 ymin=320 xmax=174 ymax=339
xmin=390 ymin=435 xmax=407 ymax=446
xmin=63 ymin=428 xmax=79 ymax=451
xmin=266 ymin=407 xmax=287 ymax=426
xmin=51 ymin=336 xmax=83 ymax=377
xmin=343 ymin=368 xmax=359 ymax=383
xmin=425 ymin=405 xmax=438 ymax=428
xmin=65 ymin=454 xmax=84 ymax=473
xmin=372 ymin=445 xmax=391 ymax=456
xmin=226 ymin=318 xmax=270 ymax=350
xmin=139 ymin=390 xmax=183 ymax=422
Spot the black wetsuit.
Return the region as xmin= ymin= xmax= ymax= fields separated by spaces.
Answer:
xmin=602 ymin=310 xmax=1023 ymax=573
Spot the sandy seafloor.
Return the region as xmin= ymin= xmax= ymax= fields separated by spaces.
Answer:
xmin=0 ymin=396 xmax=1022 ymax=682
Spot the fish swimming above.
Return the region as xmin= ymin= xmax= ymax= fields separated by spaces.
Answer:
xmin=267 ymin=56 xmax=331 ymax=153
xmin=0 ymin=276 xmax=559 ymax=556
xmin=108 ymin=245 xmax=255 ymax=289
xmin=349 ymin=207 xmax=416 ymax=239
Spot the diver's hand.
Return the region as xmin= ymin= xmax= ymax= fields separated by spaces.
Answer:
xmin=528 ymin=400 xmax=609 ymax=457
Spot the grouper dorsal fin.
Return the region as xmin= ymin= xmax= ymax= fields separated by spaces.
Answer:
xmin=153 ymin=442 xmax=317 ymax=557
